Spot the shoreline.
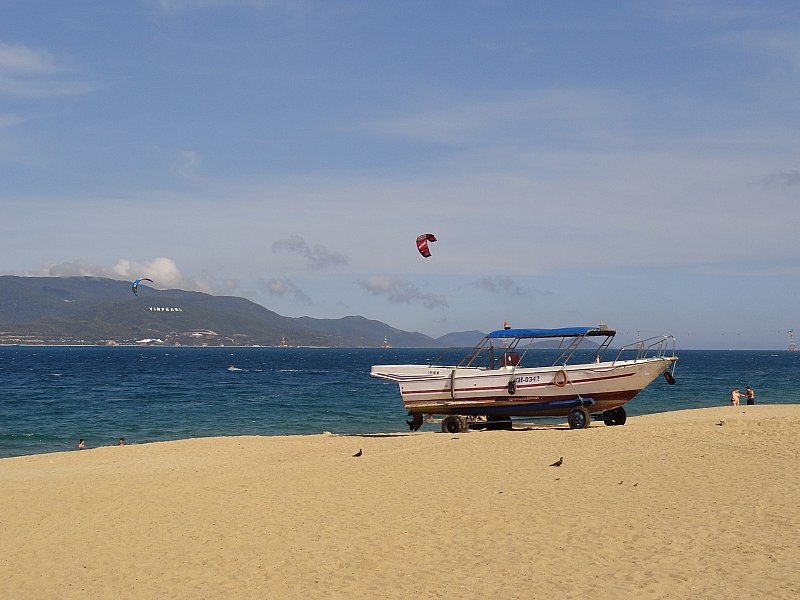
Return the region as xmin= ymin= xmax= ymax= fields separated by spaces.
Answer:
xmin=3 ymin=344 xmax=800 ymax=351
xmin=2 ymin=405 xmax=799 ymax=598
xmin=2 ymin=403 xmax=796 ymax=460
xmin=2 ymin=403 xmax=795 ymax=459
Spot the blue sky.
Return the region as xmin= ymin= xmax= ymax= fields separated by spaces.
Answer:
xmin=1 ymin=1 xmax=799 ymax=349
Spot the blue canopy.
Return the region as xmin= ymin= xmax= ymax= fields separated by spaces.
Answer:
xmin=487 ymin=327 xmax=615 ymax=339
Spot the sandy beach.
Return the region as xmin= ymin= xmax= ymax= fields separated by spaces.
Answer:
xmin=2 ymin=405 xmax=799 ymax=599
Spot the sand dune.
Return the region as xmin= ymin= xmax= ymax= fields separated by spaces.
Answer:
xmin=2 ymin=405 xmax=798 ymax=599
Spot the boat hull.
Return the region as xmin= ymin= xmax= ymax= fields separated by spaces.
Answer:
xmin=370 ymin=357 xmax=675 ymax=418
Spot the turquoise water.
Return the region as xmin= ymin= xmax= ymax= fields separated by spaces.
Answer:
xmin=1 ymin=346 xmax=797 ymax=458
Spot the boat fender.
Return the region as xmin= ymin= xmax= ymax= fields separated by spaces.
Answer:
xmin=664 ymin=371 xmax=676 ymax=385
xmin=507 ymin=379 xmax=517 ymax=395
xmin=554 ymin=369 xmax=568 ymax=387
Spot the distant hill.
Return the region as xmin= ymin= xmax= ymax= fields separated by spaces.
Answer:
xmin=0 ymin=276 xmax=442 ymax=347
xmin=435 ymin=330 xmax=486 ymax=347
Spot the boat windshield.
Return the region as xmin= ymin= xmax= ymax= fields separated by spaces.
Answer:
xmin=428 ymin=327 xmax=617 ymax=370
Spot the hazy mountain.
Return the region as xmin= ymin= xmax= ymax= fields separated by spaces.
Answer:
xmin=435 ymin=330 xmax=486 ymax=347
xmin=0 ymin=276 xmax=441 ymax=347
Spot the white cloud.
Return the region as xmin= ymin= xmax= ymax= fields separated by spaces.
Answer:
xmin=475 ymin=275 xmax=529 ymax=297
xmin=272 ymin=235 xmax=349 ymax=271
xmin=0 ymin=42 xmax=93 ymax=98
xmin=0 ymin=113 xmax=27 ymax=128
xmin=358 ymin=275 xmax=448 ymax=310
xmin=173 ymin=149 xmax=202 ymax=179
xmin=112 ymin=257 xmax=184 ymax=287
xmin=0 ymin=43 xmax=59 ymax=74
xmin=759 ymin=170 xmax=800 ymax=187
xmin=263 ymin=277 xmax=312 ymax=305
xmin=36 ymin=260 xmax=110 ymax=278
xmin=154 ymin=0 xmax=297 ymax=14
xmin=347 ymin=90 xmax=629 ymax=149
xmin=31 ymin=258 xmax=216 ymax=294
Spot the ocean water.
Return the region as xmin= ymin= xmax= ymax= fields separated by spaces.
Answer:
xmin=1 ymin=346 xmax=798 ymax=458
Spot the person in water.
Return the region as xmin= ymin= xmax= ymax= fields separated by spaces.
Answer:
xmin=77 ymin=438 xmax=85 ymax=450
xmin=117 ymin=437 xmax=125 ymax=446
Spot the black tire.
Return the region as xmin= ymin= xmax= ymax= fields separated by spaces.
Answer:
xmin=485 ymin=416 xmax=513 ymax=430
xmin=567 ymin=406 xmax=590 ymax=429
xmin=602 ymin=406 xmax=627 ymax=426
xmin=664 ymin=371 xmax=676 ymax=385
xmin=507 ymin=379 xmax=517 ymax=395
xmin=441 ymin=415 xmax=465 ymax=434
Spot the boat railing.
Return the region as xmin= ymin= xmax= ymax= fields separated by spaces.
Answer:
xmin=434 ymin=333 xmax=676 ymax=370
xmin=611 ymin=335 xmax=676 ymax=365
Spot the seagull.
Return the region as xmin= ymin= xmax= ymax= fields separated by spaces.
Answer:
xmin=550 ymin=457 xmax=563 ymax=467
xmin=352 ymin=449 xmax=363 ymax=457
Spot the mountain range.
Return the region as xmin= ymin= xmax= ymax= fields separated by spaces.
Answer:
xmin=0 ymin=276 xmax=485 ymax=347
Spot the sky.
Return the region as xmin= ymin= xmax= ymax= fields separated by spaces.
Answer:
xmin=1 ymin=1 xmax=799 ymax=349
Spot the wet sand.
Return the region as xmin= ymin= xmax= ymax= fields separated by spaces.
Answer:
xmin=1 ymin=405 xmax=798 ymax=599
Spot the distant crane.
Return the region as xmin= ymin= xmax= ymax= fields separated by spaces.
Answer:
xmin=789 ymin=330 xmax=798 ymax=352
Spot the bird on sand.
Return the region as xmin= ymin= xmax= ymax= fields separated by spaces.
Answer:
xmin=550 ymin=457 xmax=563 ymax=467
xmin=353 ymin=449 xmax=363 ymax=457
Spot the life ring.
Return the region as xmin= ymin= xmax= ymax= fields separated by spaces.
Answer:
xmin=553 ymin=369 xmax=568 ymax=387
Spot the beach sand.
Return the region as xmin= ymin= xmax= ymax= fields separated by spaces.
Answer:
xmin=2 ymin=405 xmax=799 ymax=599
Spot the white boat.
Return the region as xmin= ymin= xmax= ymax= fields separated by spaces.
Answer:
xmin=370 ymin=325 xmax=677 ymax=432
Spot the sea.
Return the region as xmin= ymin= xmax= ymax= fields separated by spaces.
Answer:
xmin=1 ymin=346 xmax=798 ymax=459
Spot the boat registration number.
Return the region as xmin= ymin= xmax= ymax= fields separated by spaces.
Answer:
xmin=514 ymin=375 xmax=541 ymax=383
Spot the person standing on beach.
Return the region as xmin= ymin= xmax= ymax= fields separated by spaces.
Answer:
xmin=745 ymin=386 xmax=755 ymax=405
xmin=731 ymin=388 xmax=741 ymax=406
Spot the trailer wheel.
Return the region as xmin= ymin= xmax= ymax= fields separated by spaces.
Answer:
xmin=485 ymin=416 xmax=513 ymax=430
xmin=567 ymin=406 xmax=590 ymax=429
xmin=602 ymin=406 xmax=627 ymax=426
xmin=441 ymin=415 xmax=467 ymax=434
